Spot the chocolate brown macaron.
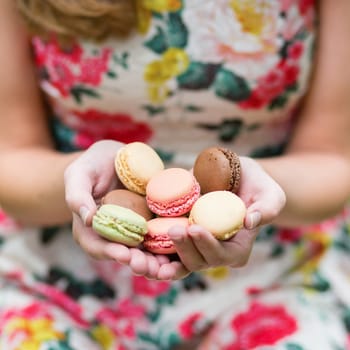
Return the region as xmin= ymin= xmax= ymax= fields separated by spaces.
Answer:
xmin=102 ymin=189 xmax=154 ymax=221
xmin=193 ymin=147 xmax=241 ymax=194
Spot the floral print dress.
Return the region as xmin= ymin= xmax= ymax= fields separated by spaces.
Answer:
xmin=1 ymin=1 xmax=350 ymax=349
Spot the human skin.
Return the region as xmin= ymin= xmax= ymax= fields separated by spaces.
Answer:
xmin=0 ymin=0 xmax=349 ymax=280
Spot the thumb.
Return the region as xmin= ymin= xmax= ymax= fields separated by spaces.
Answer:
xmin=64 ymin=170 xmax=97 ymax=226
xmin=244 ymin=191 xmax=286 ymax=230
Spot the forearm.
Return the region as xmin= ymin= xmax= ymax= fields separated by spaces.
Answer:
xmin=258 ymin=152 xmax=350 ymax=227
xmin=0 ymin=147 xmax=81 ymax=227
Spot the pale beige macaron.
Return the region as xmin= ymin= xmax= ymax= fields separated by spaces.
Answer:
xmin=115 ymin=142 xmax=164 ymax=195
xmin=189 ymin=191 xmax=247 ymax=240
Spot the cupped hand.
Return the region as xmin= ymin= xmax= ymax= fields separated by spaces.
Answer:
xmin=64 ymin=140 xmax=181 ymax=279
xmin=163 ymin=156 xmax=287 ymax=279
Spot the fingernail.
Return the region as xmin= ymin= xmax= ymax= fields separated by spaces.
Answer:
xmin=79 ymin=206 xmax=90 ymax=225
xmin=246 ymin=211 xmax=262 ymax=230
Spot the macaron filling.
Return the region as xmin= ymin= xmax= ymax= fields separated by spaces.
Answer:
xmin=147 ymin=181 xmax=200 ymax=216
xmin=218 ymin=147 xmax=241 ymax=193
xmin=92 ymin=205 xmax=148 ymax=244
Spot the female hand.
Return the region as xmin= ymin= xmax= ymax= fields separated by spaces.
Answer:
xmin=64 ymin=140 xmax=179 ymax=278
xmin=161 ymin=156 xmax=287 ymax=280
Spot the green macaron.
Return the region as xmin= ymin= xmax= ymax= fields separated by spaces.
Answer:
xmin=92 ymin=204 xmax=148 ymax=247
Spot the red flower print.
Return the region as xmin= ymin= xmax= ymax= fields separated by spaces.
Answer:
xmin=279 ymin=60 xmax=300 ymax=86
xmin=178 ymin=312 xmax=204 ymax=340
xmin=226 ymin=302 xmax=298 ymax=349
xmin=278 ymin=228 xmax=303 ymax=243
xmin=132 ymin=276 xmax=171 ymax=297
xmin=0 ymin=302 xmax=51 ymax=328
xmin=34 ymin=283 xmax=88 ymax=327
xmin=96 ymin=298 xmax=146 ymax=339
xmin=0 ymin=208 xmax=21 ymax=234
xmin=288 ymin=41 xmax=304 ymax=60
xmin=298 ymin=0 xmax=315 ymax=15
xmin=71 ymin=109 xmax=153 ymax=148
xmin=80 ymin=49 xmax=112 ymax=86
xmin=238 ymin=90 xmax=267 ymax=109
xmin=32 ymin=37 xmax=112 ymax=97
xmin=239 ymin=58 xmax=300 ymax=110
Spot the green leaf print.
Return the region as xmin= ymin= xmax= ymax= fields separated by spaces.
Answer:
xmin=70 ymin=85 xmax=100 ymax=104
xmin=145 ymin=26 xmax=168 ymax=54
xmin=41 ymin=226 xmax=61 ymax=244
xmin=213 ymin=68 xmax=250 ymax=102
xmin=167 ymin=13 xmax=188 ymax=48
xmin=342 ymin=308 xmax=350 ymax=332
xmin=144 ymin=13 xmax=188 ymax=54
xmin=177 ymin=62 xmax=221 ymax=90
xmin=270 ymin=244 xmax=285 ymax=257
xmin=184 ymin=104 xmax=203 ymax=112
xmin=268 ymin=94 xmax=288 ymax=110
xmin=0 ymin=236 xmax=3 ymax=247
xmin=218 ymin=119 xmax=243 ymax=142
xmin=285 ymin=343 xmax=305 ymax=350
xmin=142 ymin=104 xmax=166 ymax=116
xmin=113 ymin=52 xmax=129 ymax=69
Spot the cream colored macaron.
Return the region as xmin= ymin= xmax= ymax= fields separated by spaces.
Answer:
xmin=115 ymin=142 xmax=164 ymax=195
xmin=189 ymin=191 xmax=246 ymax=240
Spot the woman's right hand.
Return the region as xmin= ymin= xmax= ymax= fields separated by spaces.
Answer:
xmin=64 ymin=140 xmax=129 ymax=260
xmin=63 ymin=140 xmax=180 ymax=279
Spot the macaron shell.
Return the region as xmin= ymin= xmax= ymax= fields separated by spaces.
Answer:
xmin=92 ymin=204 xmax=148 ymax=247
xmin=102 ymin=189 xmax=154 ymax=220
xmin=193 ymin=147 xmax=241 ymax=194
xmin=189 ymin=191 xmax=246 ymax=240
xmin=146 ymin=168 xmax=200 ymax=216
xmin=115 ymin=142 xmax=164 ymax=195
xmin=144 ymin=217 xmax=189 ymax=254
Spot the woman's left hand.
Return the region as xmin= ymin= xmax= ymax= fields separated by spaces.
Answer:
xmin=157 ymin=156 xmax=286 ymax=280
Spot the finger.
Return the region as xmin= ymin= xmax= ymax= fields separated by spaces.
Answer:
xmin=72 ymin=214 xmax=111 ymax=260
xmin=129 ymin=248 xmax=149 ymax=276
xmin=104 ymin=243 xmax=131 ymax=265
xmin=168 ymin=225 xmax=207 ymax=271
xmin=157 ymin=261 xmax=190 ymax=280
xmin=145 ymin=252 xmax=161 ymax=279
xmin=64 ymin=167 xmax=97 ymax=226
xmin=187 ymin=225 xmax=228 ymax=266
xmin=225 ymin=228 xmax=259 ymax=267
xmin=244 ymin=188 xmax=286 ymax=229
xmin=155 ymin=255 xmax=171 ymax=265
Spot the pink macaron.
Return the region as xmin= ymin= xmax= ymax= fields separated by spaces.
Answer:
xmin=143 ymin=217 xmax=189 ymax=254
xmin=146 ymin=168 xmax=200 ymax=217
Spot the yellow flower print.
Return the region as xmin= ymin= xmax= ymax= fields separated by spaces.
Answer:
xmin=144 ymin=60 xmax=173 ymax=85
xmin=144 ymin=49 xmax=189 ymax=103
xmin=5 ymin=317 xmax=64 ymax=350
xmin=136 ymin=0 xmax=152 ymax=34
xmin=142 ymin=0 xmax=182 ymax=12
xmin=91 ymin=325 xmax=116 ymax=350
xmin=230 ymin=0 xmax=270 ymax=36
xmin=137 ymin=0 xmax=182 ymax=34
xmin=203 ymin=266 xmax=230 ymax=280
xmin=162 ymin=48 xmax=190 ymax=76
xmin=294 ymin=231 xmax=332 ymax=283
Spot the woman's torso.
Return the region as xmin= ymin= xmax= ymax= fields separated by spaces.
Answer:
xmin=32 ymin=0 xmax=317 ymax=167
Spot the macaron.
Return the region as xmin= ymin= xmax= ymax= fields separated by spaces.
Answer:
xmin=143 ymin=217 xmax=189 ymax=254
xmin=193 ymin=147 xmax=241 ymax=194
xmin=92 ymin=204 xmax=148 ymax=247
xmin=102 ymin=189 xmax=154 ymax=220
xmin=189 ymin=191 xmax=246 ymax=240
xmin=146 ymin=168 xmax=200 ymax=217
xmin=115 ymin=142 xmax=164 ymax=195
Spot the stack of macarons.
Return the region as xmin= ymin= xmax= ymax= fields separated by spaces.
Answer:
xmin=92 ymin=142 xmax=247 ymax=254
